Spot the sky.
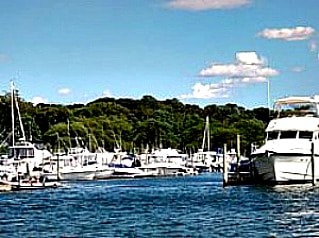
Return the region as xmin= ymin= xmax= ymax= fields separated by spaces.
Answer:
xmin=0 ymin=0 xmax=318 ymax=109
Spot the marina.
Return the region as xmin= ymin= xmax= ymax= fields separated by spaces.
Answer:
xmin=2 ymin=82 xmax=319 ymax=189
xmin=1 ymin=81 xmax=319 ymax=238
xmin=0 ymin=1 xmax=318 ymax=237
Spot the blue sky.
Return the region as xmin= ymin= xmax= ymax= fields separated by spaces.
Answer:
xmin=0 ymin=0 xmax=318 ymax=109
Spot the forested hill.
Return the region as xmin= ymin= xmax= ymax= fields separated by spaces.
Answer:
xmin=0 ymin=94 xmax=272 ymax=155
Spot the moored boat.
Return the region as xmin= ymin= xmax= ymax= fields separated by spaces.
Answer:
xmin=0 ymin=174 xmax=61 ymax=191
xmin=251 ymin=95 xmax=319 ymax=184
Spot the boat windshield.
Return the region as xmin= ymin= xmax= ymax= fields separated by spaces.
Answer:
xmin=268 ymin=131 xmax=314 ymax=140
xmin=299 ymin=131 xmax=313 ymax=139
xmin=267 ymin=131 xmax=279 ymax=140
xmin=275 ymin=101 xmax=318 ymax=118
xmin=280 ymin=131 xmax=297 ymax=139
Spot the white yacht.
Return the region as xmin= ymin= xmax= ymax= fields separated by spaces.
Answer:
xmin=140 ymin=148 xmax=197 ymax=176
xmin=251 ymin=95 xmax=319 ymax=184
xmin=188 ymin=150 xmax=223 ymax=172
xmin=7 ymin=140 xmax=52 ymax=176
xmin=108 ymin=152 xmax=153 ymax=178
xmin=42 ymin=147 xmax=114 ymax=181
xmin=0 ymin=82 xmax=54 ymax=181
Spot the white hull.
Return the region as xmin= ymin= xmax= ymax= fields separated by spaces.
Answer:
xmin=43 ymin=164 xmax=116 ymax=181
xmin=59 ymin=170 xmax=96 ymax=181
xmin=94 ymin=169 xmax=114 ymax=179
xmin=0 ymin=179 xmax=60 ymax=191
xmin=111 ymin=167 xmax=154 ymax=178
xmin=140 ymin=162 xmax=198 ymax=176
xmin=253 ymin=153 xmax=319 ymax=183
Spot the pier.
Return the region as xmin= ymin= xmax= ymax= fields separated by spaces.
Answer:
xmin=222 ymin=136 xmax=256 ymax=186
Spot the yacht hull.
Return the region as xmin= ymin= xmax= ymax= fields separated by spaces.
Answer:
xmin=59 ymin=171 xmax=96 ymax=181
xmin=253 ymin=153 xmax=319 ymax=184
xmin=94 ymin=169 xmax=114 ymax=179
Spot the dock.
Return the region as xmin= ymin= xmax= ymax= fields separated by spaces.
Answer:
xmin=222 ymin=138 xmax=257 ymax=186
xmin=224 ymin=171 xmax=255 ymax=186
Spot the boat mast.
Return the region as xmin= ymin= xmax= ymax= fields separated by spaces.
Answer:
xmin=11 ymin=81 xmax=15 ymax=146
xmin=11 ymin=81 xmax=27 ymax=145
xmin=201 ymin=116 xmax=210 ymax=151
xmin=14 ymin=88 xmax=26 ymax=141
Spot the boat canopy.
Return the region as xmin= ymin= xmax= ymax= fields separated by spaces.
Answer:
xmin=274 ymin=95 xmax=319 ymax=118
xmin=276 ymin=96 xmax=319 ymax=105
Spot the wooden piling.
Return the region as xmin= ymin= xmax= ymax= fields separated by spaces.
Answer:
xmin=56 ymin=133 xmax=60 ymax=181
xmin=223 ymin=143 xmax=228 ymax=186
xmin=311 ymin=142 xmax=316 ymax=186
xmin=236 ymin=134 xmax=241 ymax=180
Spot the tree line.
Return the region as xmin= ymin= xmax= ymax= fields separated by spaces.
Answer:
xmin=0 ymin=93 xmax=272 ymax=156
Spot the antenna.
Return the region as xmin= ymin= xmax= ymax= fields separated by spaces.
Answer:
xmin=267 ymin=78 xmax=270 ymax=110
xmin=207 ymin=116 xmax=210 ymax=151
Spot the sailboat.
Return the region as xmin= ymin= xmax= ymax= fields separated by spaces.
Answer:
xmin=0 ymin=82 xmax=60 ymax=190
xmin=189 ymin=116 xmax=222 ymax=172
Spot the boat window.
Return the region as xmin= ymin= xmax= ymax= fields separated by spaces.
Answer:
xmin=9 ymin=148 xmax=35 ymax=158
xmin=280 ymin=131 xmax=297 ymax=139
xmin=299 ymin=131 xmax=313 ymax=139
xmin=267 ymin=131 xmax=279 ymax=140
xmin=19 ymin=148 xmax=35 ymax=158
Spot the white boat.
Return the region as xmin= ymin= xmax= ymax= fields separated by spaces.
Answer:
xmin=140 ymin=148 xmax=197 ymax=176
xmin=188 ymin=150 xmax=222 ymax=172
xmin=0 ymin=174 xmax=61 ymax=191
xmin=188 ymin=116 xmax=223 ymax=172
xmin=108 ymin=153 xmax=154 ymax=178
xmin=146 ymin=148 xmax=188 ymax=166
xmin=42 ymin=149 xmax=114 ymax=181
xmin=0 ymin=82 xmax=53 ymax=180
xmin=251 ymin=95 xmax=319 ymax=184
xmin=94 ymin=166 xmax=114 ymax=179
xmin=7 ymin=140 xmax=52 ymax=176
xmin=140 ymin=162 xmax=197 ymax=176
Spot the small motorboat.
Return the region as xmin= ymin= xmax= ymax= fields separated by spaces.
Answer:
xmin=0 ymin=174 xmax=61 ymax=191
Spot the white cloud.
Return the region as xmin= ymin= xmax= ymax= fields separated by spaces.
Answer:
xmin=166 ymin=0 xmax=251 ymax=11
xmin=58 ymin=87 xmax=71 ymax=96
xmin=291 ymin=66 xmax=305 ymax=73
xmin=180 ymin=52 xmax=278 ymax=99
xmin=199 ymin=52 xmax=278 ymax=78
xmin=180 ymin=82 xmax=230 ymax=99
xmin=235 ymin=51 xmax=265 ymax=65
xmin=258 ymin=26 xmax=315 ymax=41
xmin=31 ymin=96 xmax=48 ymax=105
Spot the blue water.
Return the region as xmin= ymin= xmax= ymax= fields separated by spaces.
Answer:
xmin=1 ymin=173 xmax=319 ymax=237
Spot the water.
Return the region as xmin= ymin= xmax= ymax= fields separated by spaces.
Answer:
xmin=1 ymin=173 xmax=319 ymax=237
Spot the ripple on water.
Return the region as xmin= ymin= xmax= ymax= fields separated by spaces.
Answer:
xmin=1 ymin=174 xmax=319 ymax=237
